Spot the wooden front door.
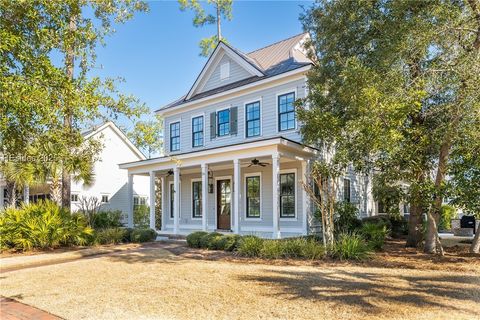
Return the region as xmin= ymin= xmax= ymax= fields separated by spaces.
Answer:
xmin=216 ymin=179 xmax=231 ymax=230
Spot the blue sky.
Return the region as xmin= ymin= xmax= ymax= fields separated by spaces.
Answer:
xmin=91 ymin=0 xmax=313 ymax=129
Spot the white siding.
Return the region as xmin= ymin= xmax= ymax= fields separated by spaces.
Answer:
xmin=201 ymin=55 xmax=252 ymax=93
xmin=70 ymin=125 xmax=149 ymax=220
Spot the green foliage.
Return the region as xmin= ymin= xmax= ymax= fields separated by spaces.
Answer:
xmin=92 ymin=210 xmax=123 ymax=229
xmin=127 ymin=114 xmax=163 ymax=158
xmin=360 ymin=223 xmax=388 ymax=251
xmin=361 ymin=215 xmax=392 ymax=230
xmin=134 ymin=204 xmax=150 ymax=228
xmin=95 ymin=228 xmax=127 ymax=245
xmin=216 ymin=234 xmax=241 ymax=251
xmin=439 ymin=205 xmax=457 ymax=231
xmin=333 ymin=232 xmax=371 ymax=261
xmin=178 ymin=0 xmax=233 ymax=56
xmin=259 ymin=238 xmax=325 ymax=260
xmin=129 ymin=228 xmax=157 ymax=243
xmin=186 ymin=231 xmax=209 ymax=248
xmin=389 ymin=215 xmax=408 ymax=238
xmin=0 ymin=201 xmax=93 ymax=251
xmin=237 ymin=236 xmax=264 ymax=257
xmin=198 ymin=232 xmax=223 ymax=249
xmin=334 ymin=201 xmax=362 ymax=234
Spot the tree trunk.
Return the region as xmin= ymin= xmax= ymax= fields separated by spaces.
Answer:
xmin=61 ymin=10 xmax=77 ymax=209
xmin=6 ymin=181 xmax=17 ymax=208
xmin=50 ymin=178 xmax=62 ymax=206
xmin=406 ymin=201 xmax=423 ymax=247
xmin=471 ymin=227 xmax=480 ymax=254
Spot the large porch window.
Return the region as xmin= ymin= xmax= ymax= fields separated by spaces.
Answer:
xmin=192 ymin=180 xmax=202 ymax=218
xmin=169 ymin=183 xmax=174 ymax=218
xmin=280 ymin=172 xmax=296 ymax=218
xmin=246 ymin=175 xmax=261 ymax=218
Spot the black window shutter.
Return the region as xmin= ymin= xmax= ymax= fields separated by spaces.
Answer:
xmin=230 ymin=106 xmax=238 ymax=135
xmin=210 ymin=112 xmax=216 ymax=140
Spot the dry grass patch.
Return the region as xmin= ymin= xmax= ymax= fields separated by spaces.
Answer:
xmin=1 ymin=242 xmax=479 ymax=320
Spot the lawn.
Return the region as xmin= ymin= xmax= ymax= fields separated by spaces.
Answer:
xmin=1 ymin=241 xmax=479 ymax=320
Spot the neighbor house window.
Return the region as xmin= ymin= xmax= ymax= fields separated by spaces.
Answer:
xmin=192 ymin=181 xmax=202 ymax=218
xmin=246 ymin=176 xmax=261 ymax=218
xmin=101 ymin=195 xmax=109 ymax=203
xmin=245 ymin=101 xmax=261 ymax=137
xmin=403 ymin=203 xmax=410 ymax=214
xmin=343 ymin=178 xmax=351 ymax=203
xmin=170 ymin=183 xmax=174 ymax=218
xmin=192 ymin=116 xmax=204 ymax=147
xmin=134 ymin=196 xmax=147 ymax=206
xmin=170 ymin=122 xmax=180 ymax=152
xmin=278 ymin=92 xmax=296 ymax=131
xmin=280 ymin=172 xmax=295 ymax=218
xmin=217 ymin=109 xmax=230 ymax=136
xmin=71 ymin=194 xmax=79 ymax=202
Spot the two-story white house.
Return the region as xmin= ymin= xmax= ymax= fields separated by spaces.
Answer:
xmin=1 ymin=121 xmax=149 ymax=221
xmin=119 ymin=33 xmax=376 ymax=238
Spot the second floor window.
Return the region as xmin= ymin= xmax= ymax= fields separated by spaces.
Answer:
xmin=217 ymin=109 xmax=230 ymax=136
xmin=278 ymin=92 xmax=296 ymax=131
xmin=170 ymin=122 xmax=180 ymax=152
xmin=192 ymin=116 xmax=204 ymax=147
xmin=246 ymin=101 xmax=260 ymax=137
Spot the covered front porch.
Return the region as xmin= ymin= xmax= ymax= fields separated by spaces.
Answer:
xmin=119 ymin=138 xmax=317 ymax=239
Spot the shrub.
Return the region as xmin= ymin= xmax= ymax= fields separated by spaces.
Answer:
xmin=130 ymin=228 xmax=157 ymax=243
xmin=260 ymin=240 xmax=284 ymax=259
xmin=439 ymin=205 xmax=457 ymax=231
xmin=186 ymin=231 xmax=209 ymax=248
xmin=361 ymin=223 xmax=388 ymax=250
xmin=300 ymin=239 xmax=325 ymax=260
xmin=92 ymin=210 xmax=123 ymax=229
xmin=217 ymin=234 xmax=242 ymax=251
xmin=389 ymin=214 xmax=408 ymax=238
xmin=334 ymin=201 xmax=362 ymax=233
xmin=333 ymin=232 xmax=371 ymax=260
xmin=198 ymin=232 xmax=223 ymax=249
xmin=362 ymin=214 xmax=392 ymax=229
xmin=95 ymin=228 xmax=127 ymax=245
xmin=133 ymin=204 xmax=150 ymax=228
xmin=237 ymin=235 xmax=264 ymax=257
xmin=0 ymin=201 xmax=94 ymax=251
xmin=207 ymin=234 xmax=226 ymax=250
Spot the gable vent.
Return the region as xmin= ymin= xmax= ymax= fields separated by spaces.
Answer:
xmin=220 ymin=61 xmax=230 ymax=80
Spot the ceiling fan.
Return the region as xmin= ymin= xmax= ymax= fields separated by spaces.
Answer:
xmin=247 ymin=158 xmax=269 ymax=167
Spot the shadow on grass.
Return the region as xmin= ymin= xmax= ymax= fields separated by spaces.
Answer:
xmin=237 ymin=269 xmax=480 ymax=314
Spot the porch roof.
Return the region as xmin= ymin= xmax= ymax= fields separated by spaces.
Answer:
xmin=118 ymin=137 xmax=318 ymax=173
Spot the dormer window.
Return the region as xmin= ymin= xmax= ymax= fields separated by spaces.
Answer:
xmin=220 ymin=61 xmax=230 ymax=80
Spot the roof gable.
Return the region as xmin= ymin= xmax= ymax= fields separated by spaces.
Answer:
xmin=186 ymin=42 xmax=264 ymax=100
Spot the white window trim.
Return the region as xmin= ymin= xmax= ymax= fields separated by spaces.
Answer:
xmin=214 ymin=175 xmax=233 ymax=230
xmin=101 ymin=194 xmax=110 ymax=203
xmin=191 ymin=178 xmax=202 ymax=220
xmin=244 ymin=172 xmax=262 ymax=221
xmin=215 ymin=107 xmax=232 ymax=139
xmin=275 ymin=88 xmax=298 ymax=133
xmin=191 ymin=113 xmax=205 ymax=148
xmin=169 ymin=119 xmax=181 ymax=153
xmin=244 ymin=97 xmax=263 ymax=139
xmin=279 ymin=168 xmax=298 ymax=221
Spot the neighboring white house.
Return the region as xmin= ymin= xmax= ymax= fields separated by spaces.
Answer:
xmin=119 ymin=33 xmax=377 ymax=238
xmin=1 ymin=122 xmax=149 ymax=224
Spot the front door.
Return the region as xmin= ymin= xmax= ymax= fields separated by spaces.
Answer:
xmin=216 ymin=179 xmax=231 ymax=230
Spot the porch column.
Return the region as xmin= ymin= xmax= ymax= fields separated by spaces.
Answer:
xmin=302 ymin=160 xmax=310 ymax=235
xmin=127 ymin=173 xmax=133 ymax=228
xmin=233 ymin=159 xmax=240 ymax=234
xmin=149 ymin=171 xmax=156 ymax=230
xmin=161 ymin=176 xmax=166 ymax=231
xmin=173 ymin=166 xmax=180 ymax=234
xmin=272 ymin=153 xmax=281 ymax=239
xmin=23 ymin=185 xmax=30 ymax=205
xmin=201 ymin=163 xmax=208 ymax=231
